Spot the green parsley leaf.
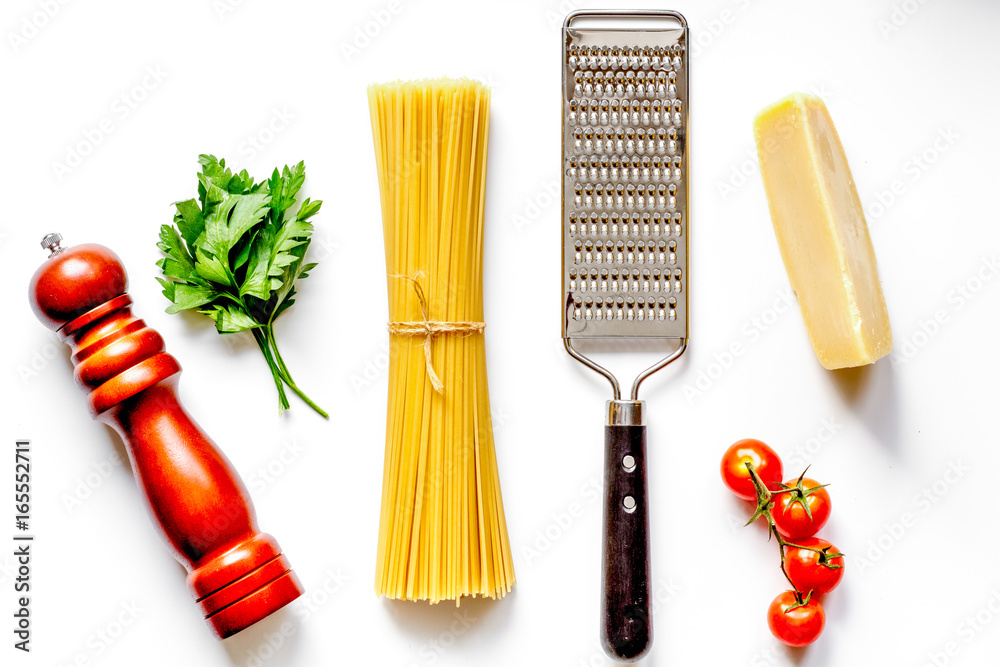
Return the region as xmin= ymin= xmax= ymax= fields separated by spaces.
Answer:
xmin=165 ymin=284 xmax=218 ymax=314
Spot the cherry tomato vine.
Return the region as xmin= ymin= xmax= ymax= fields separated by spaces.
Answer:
xmin=721 ymin=440 xmax=845 ymax=647
xmin=744 ymin=463 xmax=843 ymax=606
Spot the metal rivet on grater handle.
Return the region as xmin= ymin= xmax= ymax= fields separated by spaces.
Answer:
xmin=561 ymin=10 xmax=690 ymax=663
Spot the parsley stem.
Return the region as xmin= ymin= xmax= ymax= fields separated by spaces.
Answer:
xmin=264 ymin=324 xmax=330 ymax=419
xmin=264 ymin=325 xmax=328 ymax=419
xmin=252 ymin=328 xmax=290 ymax=412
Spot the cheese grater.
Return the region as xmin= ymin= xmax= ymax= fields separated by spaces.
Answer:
xmin=561 ymin=10 xmax=688 ymax=662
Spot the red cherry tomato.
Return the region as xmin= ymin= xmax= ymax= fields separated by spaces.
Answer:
xmin=767 ymin=591 xmax=825 ymax=647
xmin=720 ymin=439 xmax=783 ymax=501
xmin=785 ymin=538 xmax=844 ymax=595
xmin=771 ymin=478 xmax=831 ymax=540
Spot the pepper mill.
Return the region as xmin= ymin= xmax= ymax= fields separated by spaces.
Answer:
xmin=28 ymin=234 xmax=303 ymax=639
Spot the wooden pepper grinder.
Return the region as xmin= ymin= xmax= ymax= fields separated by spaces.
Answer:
xmin=28 ymin=233 xmax=303 ymax=639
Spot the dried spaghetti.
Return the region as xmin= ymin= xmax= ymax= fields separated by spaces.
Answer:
xmin=368 ymin=78 xmax=515 ymax=603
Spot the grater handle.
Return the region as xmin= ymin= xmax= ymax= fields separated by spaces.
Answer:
xmin=601 ymin=401 xmax=651 ymax=662
xmin=564 ymin=8 xmax=688 ymax=31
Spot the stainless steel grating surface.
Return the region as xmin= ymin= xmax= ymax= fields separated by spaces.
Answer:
xmin=562 ymin=15 xmax=688 ymax=340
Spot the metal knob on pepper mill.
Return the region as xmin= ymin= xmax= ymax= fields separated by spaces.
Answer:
xmin=28 ymin=234 xmax=303 ymax=639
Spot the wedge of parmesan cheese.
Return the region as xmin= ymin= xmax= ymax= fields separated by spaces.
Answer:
xmin=754 ymin=93 xmax=892 ymax=370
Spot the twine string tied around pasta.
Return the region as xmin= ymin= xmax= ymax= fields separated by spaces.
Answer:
xmin=387 ymin=273 xmax=485 ymax=394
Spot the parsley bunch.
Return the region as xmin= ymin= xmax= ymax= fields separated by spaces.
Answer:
xmin=156 ymin=155 xmax=327 ymax=417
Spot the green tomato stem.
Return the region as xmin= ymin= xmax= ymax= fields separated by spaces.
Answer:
xmin=743 ymin=461 xmax=837 ymax=602
xmin=773 ymin=521 xmax=800 ymax=596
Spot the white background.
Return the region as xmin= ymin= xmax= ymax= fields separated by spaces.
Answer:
xmin=2 ymin=0 xmax=999 ymax=665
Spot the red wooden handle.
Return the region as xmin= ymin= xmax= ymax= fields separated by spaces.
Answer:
xmin=29 ymin=240 xmax=302 ymax=639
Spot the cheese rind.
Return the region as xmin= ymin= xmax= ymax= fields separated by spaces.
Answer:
xmin=754 ymin=93 xmax=892 ymax=370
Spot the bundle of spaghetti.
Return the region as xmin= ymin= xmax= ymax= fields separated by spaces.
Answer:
xmin=368 ymin=78 xmax=515 ymax=603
